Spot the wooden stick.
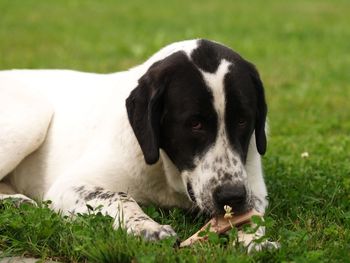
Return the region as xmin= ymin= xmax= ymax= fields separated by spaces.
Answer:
xmin=179 ymin=209 xmax=262 ymax=248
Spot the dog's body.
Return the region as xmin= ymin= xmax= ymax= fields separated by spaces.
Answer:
xmin=1 ymin=69 xmax=190 ymax=209
xmin=0 ymin=39 xmax=273 ymax=247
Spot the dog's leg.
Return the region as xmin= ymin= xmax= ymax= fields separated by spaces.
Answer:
xmin=0 ymin=86 xmax=52 ymax=206
xmin=242 ymin=161 xmax=280 ymax=253
xmin=0 ymin=86 xmax=53 ymax=180
xmin=45 ymin=183 xmax=176 ymax=241
xmin=246 ymin=138 xmax=268 ymax=213
xmin=238 ymin=226 xmax=280 ymax=253
xmin=242 ymin=135 xmax=279 ymax=251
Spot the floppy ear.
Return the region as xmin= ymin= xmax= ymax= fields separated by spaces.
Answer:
xmin=125 ymin=62 xmax=166 ymax=165
xmin=249 ymin=65 xmax=267 ymax=155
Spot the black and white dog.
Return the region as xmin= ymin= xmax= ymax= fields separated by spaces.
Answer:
xmin=0 ymin=39 xmax=276 ymax=250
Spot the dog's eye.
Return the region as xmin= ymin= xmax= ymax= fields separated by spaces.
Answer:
xmin=237 ymin=119 xmax=247 ymax=128
xmin=191 ymin=120 xmax=203 ymax=131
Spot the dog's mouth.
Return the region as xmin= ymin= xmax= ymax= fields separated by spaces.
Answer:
xmin=185 ymin=180 xmax=252 ymax=216
xmin=186 ymin=182 xmax=196 ymax=203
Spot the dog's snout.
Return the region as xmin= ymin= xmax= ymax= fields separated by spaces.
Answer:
xmin=213 ymin=184 xmax=247 ymax=213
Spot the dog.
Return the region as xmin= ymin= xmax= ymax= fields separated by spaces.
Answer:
xmin=0 ymin=39 xmax=277 ymax=250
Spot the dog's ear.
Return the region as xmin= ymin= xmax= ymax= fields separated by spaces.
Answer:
xmin=249 ymin=64 xmax=267 ymax=155
xmin=126 ymin=61 xmax=167 ymax=165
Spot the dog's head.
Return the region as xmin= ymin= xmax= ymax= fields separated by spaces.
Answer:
xmin=126 ymin=39 xmax=267 ymax=215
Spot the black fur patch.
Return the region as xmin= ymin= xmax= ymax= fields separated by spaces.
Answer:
xmin=127 ymin=51 xmax=218 ymax=171
xmin=74 ymin=186 xmax=133 ymax=204
xmin=191 ymin=39 xmax=245 ymax=73
xmin=84 ymin=190 xmax=103 ymax=201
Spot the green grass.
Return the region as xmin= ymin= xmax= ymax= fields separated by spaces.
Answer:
xmin=1 ymin=0 xmax=350 ymax=262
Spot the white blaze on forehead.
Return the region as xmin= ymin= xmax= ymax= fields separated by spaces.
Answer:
xmin=138 ymin=39 xmax=199 ymax=74
xmin=199 ymin=60 xmax=232 ymax=122
xmin=194 ymin=59 xmax=245 ymax=184
xmin=181 ymin=59 xmax=250 ymax=212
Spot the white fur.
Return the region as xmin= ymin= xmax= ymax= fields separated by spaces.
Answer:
xmin=200 ymin=59 xmax=231 ymax=120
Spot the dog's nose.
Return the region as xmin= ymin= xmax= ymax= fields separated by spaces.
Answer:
xmin=213 ymin=184 xmax=247 ymax=213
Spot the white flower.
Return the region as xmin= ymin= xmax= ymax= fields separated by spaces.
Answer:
xmin=224 ymin=205 xmax=233 ymax=219
xmin=301 ymin=152 xmax=309 ymax=158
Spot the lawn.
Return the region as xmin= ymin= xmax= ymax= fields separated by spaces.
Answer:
xmin=1 ymin=0 xmax=350 ymax=262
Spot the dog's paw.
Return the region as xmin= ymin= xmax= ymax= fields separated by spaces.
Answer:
xmin=237 ymin=227 xmax=280 ymax=253
xmin=141 ymin=224 xmax=177 ymax=241
xmin=127 ymin=220 xmax=177 ymax=241
xmin=247 ymin=240 xmax=280 ymax=253
xmin=0 ymin=194 xmax=37 ymax=207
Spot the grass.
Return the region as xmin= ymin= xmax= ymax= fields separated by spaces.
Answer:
xmin=1 ymin=0 xmax=350 ymax=262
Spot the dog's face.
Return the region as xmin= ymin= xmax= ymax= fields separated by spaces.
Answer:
xmin=126 ymin=39 xmax=267 ymax=215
